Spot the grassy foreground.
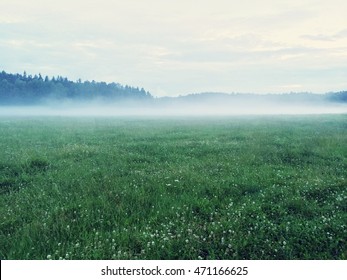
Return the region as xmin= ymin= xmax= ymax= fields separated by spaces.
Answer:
xmin=0 ymin=115 xmax=346 ymax=260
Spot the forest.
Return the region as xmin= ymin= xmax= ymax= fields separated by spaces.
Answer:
xmin=0 ymin=71 xmax=152 ymax=104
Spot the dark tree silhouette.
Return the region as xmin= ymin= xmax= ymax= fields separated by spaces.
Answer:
xmin=0 ymin=70 xmax=152 ymax=105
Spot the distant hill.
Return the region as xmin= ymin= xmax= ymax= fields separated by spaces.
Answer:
xmin=163 ymin=91 xmax=347 ymax=104
xmin=154 ymin=91 xmax=347 ymax=113
xmin=0 ymin=70 xmax=152 ymax=105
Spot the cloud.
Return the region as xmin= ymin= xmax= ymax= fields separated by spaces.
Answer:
xmin=0 ymin=16 xmax=25 ymax=24
xmin=335 ymin=29 xmax=347 ymax=39
xmin=301 ymin=34 xmax=336 ymax=42
xmin=1 ymin=0 xmax=347 ymax=96
xmin=301 ymin=28 xmax=347 ymax=42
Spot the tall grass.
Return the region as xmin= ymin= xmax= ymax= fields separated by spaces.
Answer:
xmin=0 ymin=115 xmax=346 ymax=259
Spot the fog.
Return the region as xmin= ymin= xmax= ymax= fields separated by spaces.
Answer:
xmin=1 ymin=98 xmax=346 ymax=117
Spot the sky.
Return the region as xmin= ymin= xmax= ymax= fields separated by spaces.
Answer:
xmin=1 ymin=0 xmax=347 ymax=97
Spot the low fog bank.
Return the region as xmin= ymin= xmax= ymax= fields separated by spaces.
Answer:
xmin=0 ymin=98 xmax=347 ymax=116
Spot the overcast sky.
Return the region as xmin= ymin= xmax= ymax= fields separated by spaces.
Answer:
xmin=1 ymin=0 xmax=347 ymax=96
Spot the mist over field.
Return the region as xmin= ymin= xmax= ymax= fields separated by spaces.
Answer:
xmin=1 ymin=97 xmax=347 ymax=116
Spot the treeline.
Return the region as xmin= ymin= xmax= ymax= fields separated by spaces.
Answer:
xmin=155 ymin=91 xmax=347 ymax=109
xmin=327 ymin=91 xmax=347 ymax=102
xmin=175 ymin=91 xmax=347 ymax=104
xmin=0 ymin=71 xmax=152 ymax=105
xmin=1 ymin=70 xmax=347 ymax=105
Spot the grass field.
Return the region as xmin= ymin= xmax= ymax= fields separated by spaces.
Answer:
xmin=0 ymin=115 xmax=346 ymax=260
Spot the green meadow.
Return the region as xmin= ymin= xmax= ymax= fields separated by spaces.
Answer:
xmin=0 ymin=115 xmax=346 ymax=260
